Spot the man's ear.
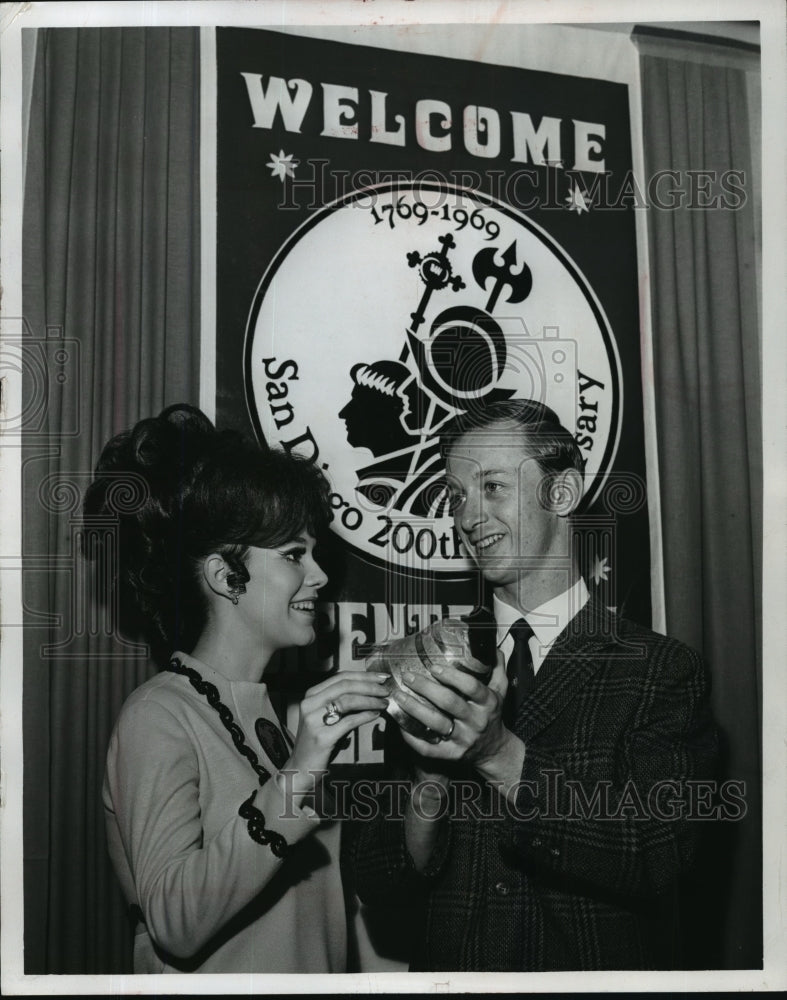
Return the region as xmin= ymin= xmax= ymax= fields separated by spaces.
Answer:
xmin=202 ymin=553 xmax=231 ymax=600
xmin=541 ymin=468 xmax=584 ymax=515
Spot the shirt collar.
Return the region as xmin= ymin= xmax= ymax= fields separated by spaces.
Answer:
xmin=493 ymin=578 xmax=589 ymax=649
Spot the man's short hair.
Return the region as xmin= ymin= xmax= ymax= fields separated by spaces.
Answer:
xmin=439 ymin=399 xmax=586 ymax=480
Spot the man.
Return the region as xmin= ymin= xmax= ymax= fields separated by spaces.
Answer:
xmin=347 ymin=399 xmax=718 ymax=971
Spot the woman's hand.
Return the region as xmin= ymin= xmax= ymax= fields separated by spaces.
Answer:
xmin=282 ymin=670 xmax=389 ymax=800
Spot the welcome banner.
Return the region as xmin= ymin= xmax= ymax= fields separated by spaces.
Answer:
xmin=214 ymin=28 xmax=650 ymax=764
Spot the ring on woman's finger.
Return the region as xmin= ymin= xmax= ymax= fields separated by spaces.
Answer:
xmin=439 ymin=718 xmax=455 ymax=742
xmin=322 ymin=700 xmax=342 ymax=726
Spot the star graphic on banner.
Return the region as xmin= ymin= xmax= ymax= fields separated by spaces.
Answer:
xmin=590 ymin=556 xmax=611 ymax=585
xmin=267 ymin=149 xmax=299 ymax=182
xmin=565 ymin=182 xmax=591 ymax=214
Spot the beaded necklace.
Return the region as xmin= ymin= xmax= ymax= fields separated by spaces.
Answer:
xmin=167 ymin=655 xmax=290 ymax=858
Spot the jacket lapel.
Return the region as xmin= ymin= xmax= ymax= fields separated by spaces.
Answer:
xmin=512 ymin=598 xmax=615 ymax=741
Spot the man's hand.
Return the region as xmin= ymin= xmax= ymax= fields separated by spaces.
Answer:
xmin=395 ymin=651 xmax=527 ymax=871
xmin=393 ymin=651 xmax=512 ymax=769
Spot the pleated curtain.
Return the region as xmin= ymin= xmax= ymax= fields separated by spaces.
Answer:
xmin=635 ymin=29 xmax=762 ymax=969
xmin=22 ymin=27 xmax=201 ymax=973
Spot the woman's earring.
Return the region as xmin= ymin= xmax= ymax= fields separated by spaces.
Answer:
xmin=226 ymin=571 xmax=246 ymax=606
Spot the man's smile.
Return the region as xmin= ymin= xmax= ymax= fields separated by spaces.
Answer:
xmin=473 ymin=532 xmax=505 ymax=553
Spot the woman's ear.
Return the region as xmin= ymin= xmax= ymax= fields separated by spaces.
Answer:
xmin=202 ymin=553 xmax=231 ymax=600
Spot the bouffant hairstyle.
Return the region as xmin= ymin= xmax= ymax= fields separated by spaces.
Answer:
xmin=82 ymin=404 xmax=330 ymax=662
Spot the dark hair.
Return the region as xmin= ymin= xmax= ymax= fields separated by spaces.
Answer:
xmin=439 ymin=399 xmax=586 ymax=480
xmin=82 ymin=404 xmax=330 ymax=661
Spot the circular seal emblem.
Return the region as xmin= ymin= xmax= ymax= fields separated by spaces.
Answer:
xmin=246 ymin=182 xmax=621 ymax=576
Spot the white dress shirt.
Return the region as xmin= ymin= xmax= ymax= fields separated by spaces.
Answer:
xmin=494 ymin=578 xmax=590 ymax=675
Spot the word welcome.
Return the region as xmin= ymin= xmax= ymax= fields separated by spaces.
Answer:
xmin=241 ymin=72 xmax=607 ymax=171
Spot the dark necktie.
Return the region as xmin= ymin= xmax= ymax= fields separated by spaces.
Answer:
xmin=503 ymin=618 xmax=535 ymax=728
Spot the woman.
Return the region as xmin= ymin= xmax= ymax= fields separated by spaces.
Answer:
xmin=85 ymin=404 xmax=389 ymax=973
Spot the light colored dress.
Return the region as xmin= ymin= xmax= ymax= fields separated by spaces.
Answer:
xmin=103 ymin=652 xmax=346 ymax=973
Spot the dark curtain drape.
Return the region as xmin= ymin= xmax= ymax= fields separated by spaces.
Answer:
xmin=22 ymin=27 xmax=201 ymax=973
xmin=635 ymin=31 xmax=762 ymax=969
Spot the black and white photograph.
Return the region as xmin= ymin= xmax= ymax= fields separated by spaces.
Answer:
xmin=1 ymin=0 xmax=784 ymax=993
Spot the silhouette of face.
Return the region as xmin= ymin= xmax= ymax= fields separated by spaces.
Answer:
xmin=338 ymin=387 xmax=368 ymax=448
xmin=396 ymin=373 xmax=431 ymax=434
xmin=339 ymin=385 xmax=409 ymax=456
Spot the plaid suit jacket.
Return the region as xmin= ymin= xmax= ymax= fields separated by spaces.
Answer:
xmin=345 ymin=600 xmax=719 ymax=971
